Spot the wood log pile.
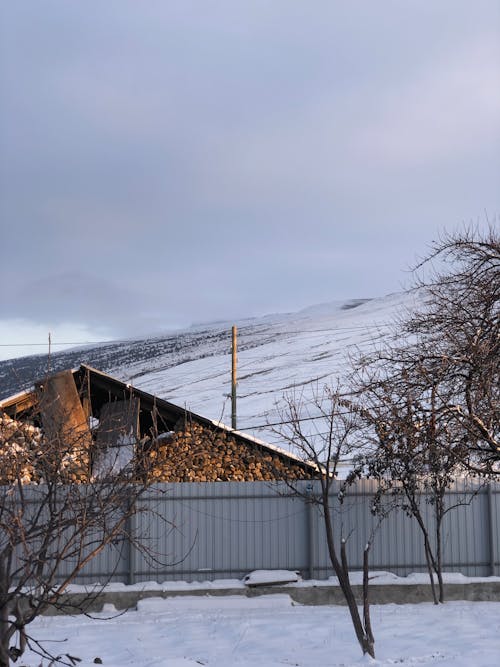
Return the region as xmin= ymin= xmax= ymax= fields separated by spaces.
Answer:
xmin=0 ymin=413 xmax=40 ymax=484
xmin=1 ymin=412 xmax=313 ymax=484
xmin=0 ymin=412 xmax=90 ymax=484
xmin=144 ymin=421 xmax=314 ymax=482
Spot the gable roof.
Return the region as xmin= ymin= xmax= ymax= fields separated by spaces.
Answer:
xmin=0 ymin=363 xmax=318 ymax=476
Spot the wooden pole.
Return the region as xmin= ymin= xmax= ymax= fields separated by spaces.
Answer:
xmin=48 ymin=332 xmax=51 ymax=375
xmin=231 ymin=325 xmax=237 ymax=429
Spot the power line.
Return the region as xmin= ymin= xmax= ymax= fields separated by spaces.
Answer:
xmin=0 ymin=342 xmax=113 ymax=348
xmin=239 ymin=324 xmax=394 ymax=336
xmin=0 ymin=321 xmax=395 ymax=348
xmin=237 ymin=409 xmax=356 ymax=431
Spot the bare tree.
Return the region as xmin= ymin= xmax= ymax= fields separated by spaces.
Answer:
xmin=403 ymin=225 xmax=499 ymax=469
xmin=345 ymin=226 xmax=498 ymax=602
xmin=349 ymin=361 xmax=481 ymax=604
xmin=0 ymin=396 xmax=157 ymax=666
xmin=273 ymin=385 xmax=377 ymax=659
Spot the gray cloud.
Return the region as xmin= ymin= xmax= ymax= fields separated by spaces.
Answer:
xmin=1 ymin=272 xmax=164 ymax=337
xmin=1 ymin=1 xmax=499 ymax=348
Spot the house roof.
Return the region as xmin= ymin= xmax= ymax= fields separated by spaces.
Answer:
xmin=0 ymin=363 xmax=318 ymax=475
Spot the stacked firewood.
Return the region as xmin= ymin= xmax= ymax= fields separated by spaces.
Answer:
xmin=0 ymin=413 xmax=90 ymax=484
xmin=0 ymin=413 xmax=42 ymax=484
xmin=144 ymin=421 xmax=313 ymax=482
xmin=56 ymin=440 xmax=90 ymax=483
xmin=1 ymin=413 xmax=312 ymax=484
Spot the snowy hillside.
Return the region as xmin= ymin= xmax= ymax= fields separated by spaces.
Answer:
xmin=0 ymin=291 xmax=419 ymax=448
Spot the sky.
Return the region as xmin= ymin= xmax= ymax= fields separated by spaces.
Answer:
xmin=1 ymin=1 xmax=499 ymax=361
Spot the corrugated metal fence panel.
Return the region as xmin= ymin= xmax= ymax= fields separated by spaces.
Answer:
xmin=5 ymin=487 xmax=129 ymax=586
xmin=441 ymin=479 xmax=491 ymax=576
xmin=108 ymin=480 xmax=500 ymax=582
xmin=131 ymin=481 xmax=311 ymax=582
xmin=55 ymin=536 xmax=128 ymax=585
xmin=6 ymin=480 xmax=499 ymax=584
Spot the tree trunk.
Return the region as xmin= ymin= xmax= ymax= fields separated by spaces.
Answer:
xmin=423 ymin=536 xmax=439 ymax=605
xmin=363 ymin=545 xmax=375 ymax=647
xmin=411 ymin=501 xmax=439 ymax=605
xmin=323 ymin=497 xmax=375 ymax=658
xmin=436 ymin=503 xmax=445 ymax=603
xmin=0 ymin=605 xmax=12 ymax=667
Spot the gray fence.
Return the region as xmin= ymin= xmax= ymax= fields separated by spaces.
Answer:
xmin=65 ymin=479 xmax=500 ymax=584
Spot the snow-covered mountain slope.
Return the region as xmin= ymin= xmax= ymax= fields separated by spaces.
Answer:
xmin=0 ymin=291 xmax=419 ymax=448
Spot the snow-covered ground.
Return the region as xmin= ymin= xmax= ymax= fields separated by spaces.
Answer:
xmin=26 ymin=594 xmax=500 ymax=667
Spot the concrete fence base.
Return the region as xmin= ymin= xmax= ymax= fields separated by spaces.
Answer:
xmin=48 ymin=580 xmax=500 ymax=615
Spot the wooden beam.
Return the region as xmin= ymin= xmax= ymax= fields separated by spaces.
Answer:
xmin=36 ymin=370 xmax=92 ymax=451
xmin=93 ymin=398 xmax=140 ymax=476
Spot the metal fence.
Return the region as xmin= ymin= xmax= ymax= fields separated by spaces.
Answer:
xmin=62 ymin=478 xmax=500 ymax=584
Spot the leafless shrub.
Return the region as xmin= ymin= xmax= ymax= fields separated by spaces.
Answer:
xmin=347 ymin=226 xmax=498 ymax=603
xmin=272 ymin=385 xmax=377 ymax=658
xmin=0 ymin=395 xmax=159 ymax=667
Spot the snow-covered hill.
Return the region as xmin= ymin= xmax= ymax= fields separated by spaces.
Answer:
xmin=0 ymin=292 xmax=419 ymax=447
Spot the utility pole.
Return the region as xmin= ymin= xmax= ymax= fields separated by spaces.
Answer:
xmin=47 ymin=332 xmax=52 ymax=375
xmin=231 ymin=325 xmax=237 ymax=429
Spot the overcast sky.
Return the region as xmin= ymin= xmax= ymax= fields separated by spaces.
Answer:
xmin=1 ymin=1 xmax=499 ymax=360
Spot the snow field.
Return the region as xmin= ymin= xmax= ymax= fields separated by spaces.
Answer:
xmin=118 ymin=292 xmax=421 ymax=449
xmin=26 ymin=596 xmax=500 ymax=667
